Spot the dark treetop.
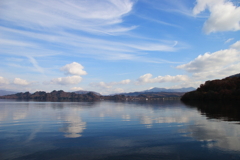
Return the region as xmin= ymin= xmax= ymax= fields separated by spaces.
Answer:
xmin=181 ymin=76 xmax=240 ymax=101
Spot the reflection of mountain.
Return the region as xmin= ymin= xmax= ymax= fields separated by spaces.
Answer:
xmin=183 ymin=101 xmax=240 ymax=122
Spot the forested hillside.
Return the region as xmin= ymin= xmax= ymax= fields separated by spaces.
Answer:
xmin=181 ymin=76 xmax=240 ymax=101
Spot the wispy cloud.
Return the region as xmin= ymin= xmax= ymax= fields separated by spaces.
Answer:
xmin=1 ymin=0 xmax=135 ymax=34
xmin=27 ymin=56 xmax=44 ymax=74
xmin=0 ymin=0 xmax=184 ymax=64
xmin=225 ymin=38 xmax=234 ymax=44
xmin=141 ymin=0 xmax=196 ymax=17
xmin=135 ymin=14 xmax=181 ymax=28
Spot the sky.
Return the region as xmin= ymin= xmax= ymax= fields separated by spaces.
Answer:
xmin=0 ymin=0 xmax=240 ymax=95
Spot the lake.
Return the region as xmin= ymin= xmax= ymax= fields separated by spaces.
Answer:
xmin=0 ymin=99 xmax=240 ymax=160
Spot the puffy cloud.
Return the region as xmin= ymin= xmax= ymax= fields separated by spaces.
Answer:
xmin=177 ymin=49 xmax=239 ymax=73
xmin=193 ymin=0 xmax=240 ymax=34
xmin=47 ymin=62 xmax=87 ymax=86
xmin=50 ymin=76 xmax=82 ymax=85
xmin=90 ymin=79 xmax=131 ymax=89
xmin=113 ymin=88 xmax=125 ymax=93
xmin=13 ymin=78 xmax=30 ymax=85
xmin=0 ymin=77 xmax=10 ymax=84
xmin=119 ymin=79 xmax=131 ymax=84
xmin=136 ymin=73 xmax=189 ymax=84
xmin=89 ymin=81 xmax=126 ymax=95
xmin=231 ymin=40 xmax=240 ymax=50
xmin=60 ymin=62 xmax=87 ymax=76
xmin=177 ymin=44 xmax=240 ymax=79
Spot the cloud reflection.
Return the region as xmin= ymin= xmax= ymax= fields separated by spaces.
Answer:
xmin=187 ymin=120 xmax=240 ymax=151
xmin=140 ymin=115 xmax=153 ymax=128
xmin=13 ymin=111 xmax=28 ymax=120
xmin=122 ymin=114 xmax=131 ymax=121
xmin=60 ymin=113 xmax=86 ymax=138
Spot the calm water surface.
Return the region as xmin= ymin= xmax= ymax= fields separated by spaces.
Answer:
xmin=0 ymin=100 xmax=240 ymax=160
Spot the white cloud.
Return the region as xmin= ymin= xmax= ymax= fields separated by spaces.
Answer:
xmin=113 ymin=88 xmax=125 ymax=93
xmin=177 ymin=49 xmax=239 ymax=73
xmin=13 ymin=78 xmax=30 ymax=86
xmin=231 ymin=40 xmax=240 ymax=50
xmin=89 ymin=79 xmax=129 ymax=95
xmin=71 ymin=87 xmax=84 ymax=91
xmin=177 ymin=44 xmax=240 ymax=79
xmin=60 ymin=62 xmax=87 ymax=76
xmin=126 ymin=41 xmax=178 ymax=52
xmin=225 ymin=38 xmax=234 ymax=43
xmin=111 ymin=79 xmax=131 ymax=85
xmin=0 ymin=39 xmax=35 ymax=47
xmin=50 ymin=76 xmax=82 ymax=85
xmin=0 ymin=0 xmax=135 ymax=34
xmin=136 ymin=73 xmax=189 ymax=84
xmin=0 ymin=77 xmax=10 ymax=84
xmin=119 ymin=79 xmax=131 ymax=85
xmin=90 ymin=82 xmax=112 ymax=89
xmin=27 ymin=56 xmax=44 ymax=74
xmin=193 ymin=0 xmax=240 ymax=34
xmin=91 ymin=79 xmax=131 ymax=88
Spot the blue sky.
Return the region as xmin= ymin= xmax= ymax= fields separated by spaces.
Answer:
xmin=0 ymin=0 xmax=240 ymax=94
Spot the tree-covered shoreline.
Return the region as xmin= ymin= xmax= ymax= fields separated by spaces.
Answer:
xmin=181 ymin=77 xmax=240 ymax=101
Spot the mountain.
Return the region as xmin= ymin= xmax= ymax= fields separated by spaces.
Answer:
xmin=118 ymin=87 xmax=195 ymax=96
xmin=0 ymin=90 xmax=101 ymax=101
xmin=0 ymin=90 xmax=184 ymax=101
xmin=0 ymin=90 xmax=17 ymax=96
xmin=74 ymin=90 xmax=101 ymax=96
xmin=181 ymin=76 xmax=240 ymax=101
xmin=227 ymin=73 xmax=240 ymax=78
xmin=144 ymin=87 xmax=195 ymax=93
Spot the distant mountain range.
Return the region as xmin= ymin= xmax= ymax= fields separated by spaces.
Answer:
xmin=0 ymin=87 xmax=195 ymax=97
xmin=144 ymin=87 xmax=195 ymax=93
xmin=0 ymin=90 xmax=17 ymax=96
xmin=118 ymin=87 xmax=196 ymax=96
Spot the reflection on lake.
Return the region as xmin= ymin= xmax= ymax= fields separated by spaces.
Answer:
xmin=0 ymin=100 xmax=240 ymax=160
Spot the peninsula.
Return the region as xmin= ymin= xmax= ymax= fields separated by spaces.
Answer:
xmin=181 ymin=74 xmax=240 ymax=101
